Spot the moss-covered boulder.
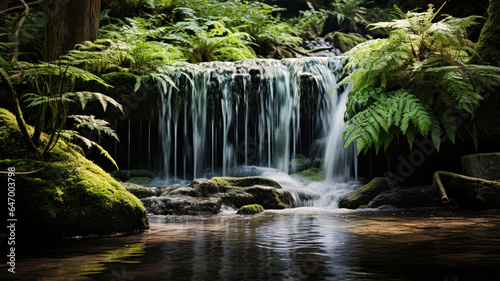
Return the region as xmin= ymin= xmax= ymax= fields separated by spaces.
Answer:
xmin=126 ymin=177 xmax=153 ymax=185
xmin=211 ymin=177 xmax=282 ymax=190
xmin=338 ymin=177 xmax=391 ymax=209
xmin=112 ymin=170 xmax=155 ymax=181
xmin=237 ymin=204 xmax=264 ymax=215
xmin=367 ymin=186 xmax=441 ymax=209
xmin=290 ymin=154 xmax=308 ymax=172
xmin=294 ymin=167 xmax=325 ymax=181
xmin=190 ymin=178 xmax=220 ymax=197
xmin=211 ymin=177 xmax=292 ymax=209
xmin=324 ymin=32 xmax=366 ymax=53
xmin=0 ymin=108 xmax=148 ymax=241
xmin=222 ymin=190 xmax=256 ymax=208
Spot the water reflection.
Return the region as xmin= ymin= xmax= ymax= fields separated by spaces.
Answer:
xmin=2 ymin=209 xmax=500 ymax=281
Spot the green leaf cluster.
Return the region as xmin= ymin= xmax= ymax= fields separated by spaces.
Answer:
xmin=340 ymin=4 xmax=500 ymax=154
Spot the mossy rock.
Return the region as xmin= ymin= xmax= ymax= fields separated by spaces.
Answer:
xmin=324 ymin=31 xmax=366 ymax=53
xmin=222 ymin=190 xmax=256 ymax=209
xmin=338 ymin=177 xmax=391 ymax=209
xmin=112 ymin=170 xmax=155 ymax=181
xmin=0 ymin=108 xmax=148 ymax=241
xmin=367 ymin=186 xmax=441 ymax=209
xmin=241 ymin=186 xmax=290 ymax=209
xmin=126 ymin=177 xmax=153 ymax=185
xmin=237 ymin=204 xmax=264 ymax=215
xmin=295 ymin=167 xmax=325 ymax=181
xmin=126 ymin=187 xmax=152 ymax=199
xmin=211 ymin=176 xmax=282 ymax=190
xmin=290 ymin=154 xmax=308 ymax=172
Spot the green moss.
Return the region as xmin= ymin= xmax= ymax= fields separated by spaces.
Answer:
xmin=295 ymin=167 xmax=325 ymax=181
xmin=126 ymin=187 xmax=152 ymax=199
xmin=236 ymin=204 xmax=264 ymax=215
xmin=0 ymin=108 xmax=148 ymax=239
xmin=126 ymin=177 xmax=152 ymax=185
xmin=211 ymin=176 xmax=282 ymax=189
xmin=338 ymin=177 xmax=391 ymax=209
xmin=290 ymin=154 xmax=308 ymax=172
xmin=472 ymin=0 xmax=500 ymax=66
xmin=325 ymin=31 xmax=366 ymax=53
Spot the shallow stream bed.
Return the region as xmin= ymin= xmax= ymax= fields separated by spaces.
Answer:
xmin=2 ymin=208 xmax=500 ymax=281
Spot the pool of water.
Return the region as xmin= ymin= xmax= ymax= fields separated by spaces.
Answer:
xmin=2 ymin=208 xmax=500 ymax=281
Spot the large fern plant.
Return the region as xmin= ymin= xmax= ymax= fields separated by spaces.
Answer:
xmin=340 ymin=4 xmax=500 ymax=154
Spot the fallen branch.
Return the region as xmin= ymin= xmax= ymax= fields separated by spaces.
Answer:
xmin=432 ymin=170 xmax=500 ymax=204
xmin=0 ymin=168 xmax=43 ymax=175
xmin=0 ymin=0 xmax=47 ymax=15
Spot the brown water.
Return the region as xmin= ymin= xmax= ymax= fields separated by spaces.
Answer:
xmin=2 ymin=208 xmax=500 ymax=281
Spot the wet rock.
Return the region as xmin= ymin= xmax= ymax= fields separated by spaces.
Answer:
xmin=160 ymin=186 xmax=197 ymax=197
xmin=125 ymin=186 xmax=152 ymax=199
xmin=465 ymin=181 xmax=500 ymax=209
xmin=211 ymin=177 xmax=282 ymax=190
xmin=338 ymin=177 xmax=391 ymax=209
xmin=141 ymin=196 xmax=222 ymax=215
xmin=237 ymin=204 xmax=264 ymax=215
xmin=294 ymin=167 xmax=324 ymax=181
xmin=461 ymin=153 xmax=500 ymax=180
xmin=222 ymin=190 xmax=256 ymax=209
xmin=367 ymin=186 xmax=441 ymax=209
xmin=190 ymin=178 xmax=220 ymax=197
xmin=242 ymin=185 xmax=291 ymax=209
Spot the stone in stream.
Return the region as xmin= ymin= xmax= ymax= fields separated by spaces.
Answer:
xmin=338 ymin=177 xmax=391 ymax=209
xmin=141 ymin=196 xmax=222 ymax=215
xmin=237 ymin=204 xmax=264 ymax=215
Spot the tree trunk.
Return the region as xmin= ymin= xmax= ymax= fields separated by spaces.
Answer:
xmin=43 ymin=0 xmax=101 ymax=60
xmin=472 ymin=0 xmax=500 ymax=66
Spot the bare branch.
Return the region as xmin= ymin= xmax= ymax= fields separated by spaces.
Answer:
xmin=11 ymin=0 xmax=30 ymax=63
xmin=0 ymin=0 xmax=47 ymax=15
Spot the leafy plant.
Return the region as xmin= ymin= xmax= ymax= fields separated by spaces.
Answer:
xmin=165 ymin=16 xmax=256 ymax=62
xmin=287 ymin=2 xmax=328 ymax=37
xmin=20 ymin=60 xmax=123 ymax=168
xmin=329 ymin=0 xmax=370 ymax=31
xmin=340 ymin=4 xmax=500 ymax=154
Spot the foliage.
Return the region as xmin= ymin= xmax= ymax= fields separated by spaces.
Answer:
xmin=62 ymin=17 xmax=184 ymax=73
xmin=340 ymin=4 xmax=500 ymax=154
xmin=329 ymin=0 xmax=370 ymax=31
xmin=0 ymin=108 xmax=147 ymax=238
xmin=164 ymin=16 xmax=256 ymax=62
xmin=286 ymin=2 xmax=328 ymax=37
xmin=20 ymin=60 xmax=122 ymax=167
xmin=169 ymin=0 xmax=301 ymax=50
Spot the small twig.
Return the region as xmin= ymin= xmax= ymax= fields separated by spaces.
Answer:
xmin=0 ymin=0 xmax=47 ymax=15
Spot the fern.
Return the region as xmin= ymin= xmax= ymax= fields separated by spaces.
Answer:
xmin=343 ymin=90 xmax=431 ymax=154
xmin=340 ymin=4 xmax=500 ymax=154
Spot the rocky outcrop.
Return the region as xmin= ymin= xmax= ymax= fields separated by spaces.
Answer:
xmin=139 ymin=177 xmax=293 ymax=215
xmin=338 ymin=177 xmax=391 ymax=209
xmin=461 ymin=153 xmax=500 ymax=180
xmin=367 ymin=186 xmax=441 ymax=209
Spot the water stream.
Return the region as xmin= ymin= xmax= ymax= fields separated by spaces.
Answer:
xmin=5 ymin=209 xmax=500 ymax=281
xmin=154 ymin=57 xmax=359 ymax=207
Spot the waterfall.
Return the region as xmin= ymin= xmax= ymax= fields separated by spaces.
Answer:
xmin=155 ymin=57 xmax=359 ymax=205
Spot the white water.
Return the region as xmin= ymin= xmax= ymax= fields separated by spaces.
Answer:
xmin=156 ymin=57 xmax=360 ymax=206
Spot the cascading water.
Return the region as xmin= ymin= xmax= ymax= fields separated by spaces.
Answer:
xmin=156 ymin=57 xmax=360 ymax=206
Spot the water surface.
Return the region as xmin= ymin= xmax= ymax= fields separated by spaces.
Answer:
xmin=3 ymin=208 xmax=500 ymax=281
